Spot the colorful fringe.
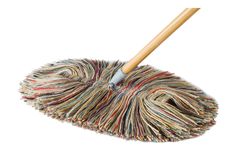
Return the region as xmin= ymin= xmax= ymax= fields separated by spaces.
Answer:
xmin=20 ymin=59 xmax=218 ymax=142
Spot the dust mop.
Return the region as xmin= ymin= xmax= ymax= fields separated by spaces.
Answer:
xmin=20 ymin=8 xmax=218 ymax=142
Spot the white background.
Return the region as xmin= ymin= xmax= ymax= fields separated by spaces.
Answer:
xmin=0 ymin=0 xmax=234 ymax=156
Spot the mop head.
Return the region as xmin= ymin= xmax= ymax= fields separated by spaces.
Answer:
xmin=20 ymin=59 xmax=218 ymax=142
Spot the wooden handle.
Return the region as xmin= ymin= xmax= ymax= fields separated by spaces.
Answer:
xmin=122 ymin=8 xmax=200 ymax=74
